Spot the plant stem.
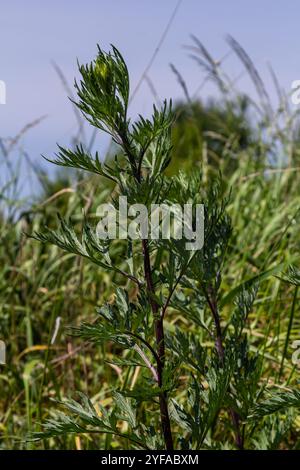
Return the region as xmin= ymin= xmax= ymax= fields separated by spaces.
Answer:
xmin=131 ymin=137 xmax=174 ymax=450
xmin=142 ymin=238 xmax=174 ymax=450
xmin=279 ymin=285 xmax=299 ymax=380
xmin=204 ymin=285 xmax=244 ymax=450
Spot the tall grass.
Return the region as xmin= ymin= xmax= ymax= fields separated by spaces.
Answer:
xmin=0 ymin=38 xmax=300 ymax=449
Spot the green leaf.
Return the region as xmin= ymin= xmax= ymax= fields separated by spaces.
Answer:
xmin=113 ymin=391 xmax=137 ymax=428
xmin=248 ymin=389 xmax=300 ymax=419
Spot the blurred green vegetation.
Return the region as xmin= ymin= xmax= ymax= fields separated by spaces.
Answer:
xmin=1 ymin=41 xmax=300 ymax=448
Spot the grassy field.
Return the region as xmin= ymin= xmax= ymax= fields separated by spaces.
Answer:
xmin=0 ymin=40 xmax=300 ymax=450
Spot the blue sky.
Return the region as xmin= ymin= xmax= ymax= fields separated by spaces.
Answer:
xmin=0 ymin=0 xmax=299 ymax=196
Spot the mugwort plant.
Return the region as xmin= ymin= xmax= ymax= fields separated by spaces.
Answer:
xmin=31 ymin=45 xmax=300 ymax=450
